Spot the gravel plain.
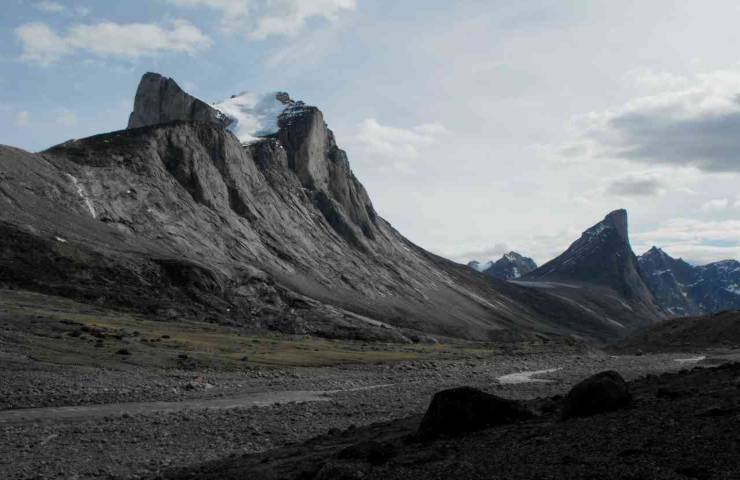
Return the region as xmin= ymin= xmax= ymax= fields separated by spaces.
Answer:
xmin=3 ymin=348 xmax=738 ymax=480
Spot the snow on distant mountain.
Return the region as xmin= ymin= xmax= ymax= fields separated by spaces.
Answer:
xmin=638 ymin=248 xmax=740 ymax=317
xmin=468 ymin=252 xmax=537 ymax=280
xmin=468 ymin=260 xmax=494 ymax=272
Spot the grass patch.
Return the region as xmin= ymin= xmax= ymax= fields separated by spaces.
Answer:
xmin=0 ymin=289 xmax=534 ymax=369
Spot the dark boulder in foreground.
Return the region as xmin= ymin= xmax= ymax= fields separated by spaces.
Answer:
xmin=418 ymin=386 xmax=532 ymax=438
xmin=562 ymin=370 xmax=631 ymax=419
xmin=337 ymin=440 xmax=396 ymax=465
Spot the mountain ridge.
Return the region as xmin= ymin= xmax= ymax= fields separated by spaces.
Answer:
xmin=0 ymin=72 xmax=642 ymax=344
xmin=638 ymin=247 xmax=740 ymax=316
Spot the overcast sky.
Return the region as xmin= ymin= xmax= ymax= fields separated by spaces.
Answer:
xmin=2 ymin=0 xmax=740 ymax=266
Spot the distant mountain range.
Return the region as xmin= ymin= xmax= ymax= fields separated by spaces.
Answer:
xmin=469 ymin=211 xmax=739 ymax=319
xmin=468 ymin=252 xmax=537 ymax=280
xmin=638 ymin=247 xmax=740 ymax=316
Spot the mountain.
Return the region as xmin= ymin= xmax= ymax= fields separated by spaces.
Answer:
xmin=638 ymin=247 xmax=740 ymax=316
xmin=0 ymin=72 xmax=634 ymax=343
xmin=616 ymin=310 xmax=740 ymax=353
xmin=517 ymin=210 xmax=664 ymax=332
xmin=468 ymin=252 xmax=537 ymax=280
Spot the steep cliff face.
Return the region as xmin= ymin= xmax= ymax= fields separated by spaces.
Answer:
xmin=518 ymin=210 xmax=664 ymax=332
xmin=127 ymin=73 xmax=229 ymax=130
xmin=0 ymin=73 xmax=646 ymax=343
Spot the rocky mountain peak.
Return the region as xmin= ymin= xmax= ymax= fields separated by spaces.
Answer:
xmin=127 ymin=72 xmax=229 ymax=130
xmin=523 ymin=209 xmax=661 ymax=321
xmin=124 ymin=72 xmax=378 ymax=249
xmin=469 ymin=251 xmax=537 ymax=281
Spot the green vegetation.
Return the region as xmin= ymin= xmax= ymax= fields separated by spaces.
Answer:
xmin=0 ymin=289 xmax=533 ymax=370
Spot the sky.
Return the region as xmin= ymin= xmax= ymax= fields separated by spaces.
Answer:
xmin=2 ymin=0 xmax=740 ymax=266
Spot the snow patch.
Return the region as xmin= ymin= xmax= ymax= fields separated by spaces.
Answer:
xmin=674 ymin=356 xmax=706 ymax=363
xmin=212 ymin=92 xmax=290 ymax=144
xmin=54 ymin=236 xmax=67 ymax=243
xmin=469 ymin=260 xmax=494 ymax=272
xmin=497 ymin=368 xmax=561 ymax=385
xmin=66 ymin=174 xmax=96 ymax=219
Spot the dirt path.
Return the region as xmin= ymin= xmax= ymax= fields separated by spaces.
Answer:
xmin=0 ymin=383 xmax=397 ymax=425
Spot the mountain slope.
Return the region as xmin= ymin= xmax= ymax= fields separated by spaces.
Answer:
xmin=0 ymin=73 xmax=653 ymax=343
xmin=469 ymin=252 xmax=537 ymax=280
xmin=616 ymin=310 xmax=740 ymax=352
xmin=518 ymin=210 xmax=664 ymax=331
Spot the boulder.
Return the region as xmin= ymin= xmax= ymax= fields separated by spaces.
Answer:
xmin=418 ymin=386 xmax=532 ymax=438
xmin=337 ymin=440 xmax=396 ymax=465
xmin=561 ymin=370 xmax=632 ymax=419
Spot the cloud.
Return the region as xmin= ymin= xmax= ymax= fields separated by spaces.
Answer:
xmin=15 ymin=20 xmax=212 ymax=65
xmin=606 ymin=175 xmax=665 ymax=197
xmin=353 ymin=118 xmax=448 ymax=160
xmin=34 ymin=1 xmax=65 ymax=13
xmin=568 ymin=70 xmax=740 ymax=172
xmin=457 ymin=242 xmax=511 ymax=263
xmin=165 ymin=0 xmax=356 ymax=38
xmin=632 ymin=217 xmax=740 ymax=264
xmin=250 ymin=0 xmax=356 ymax=39
xmin=56 ymin=109 xmax=78 ymax=127
xmin=702 ymin=198 xmax=729 ymax=211
xmin=15 ymin=111 xmax=30 ymax=127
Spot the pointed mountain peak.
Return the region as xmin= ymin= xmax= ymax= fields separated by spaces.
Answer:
xmin=523 ymin=209 xmax=659 ymax=312
xmin=604 ymin=208 xmax=628 ymax=238
xmin=585 ymin=209 xmax=628 ymax=242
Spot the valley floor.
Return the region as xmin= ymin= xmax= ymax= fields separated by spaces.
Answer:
xmin=1 ymin=290 xmax=739 ymax=479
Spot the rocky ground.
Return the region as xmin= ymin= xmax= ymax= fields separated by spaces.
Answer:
xmin=3 ymin=289 xmax=739 ymax=479
xmin=165 ymin=361 xmax=740 ymax=480
xmin=3 ymin=345 xmax=739 ymax=479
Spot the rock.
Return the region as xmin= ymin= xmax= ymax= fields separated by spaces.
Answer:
xmin=417 ymin=386 xmax=533 ymax=438
xmin=561 ymin=371 xmax=631 ymax=419
xmin=115 ymin=349 xmax=131 ymax=356
xmin=337 ymin=440 xmax=396 ymax=465
xmin=127 ymin=73 xmax=228 ymax=130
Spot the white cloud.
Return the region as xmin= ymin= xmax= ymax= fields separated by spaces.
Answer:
xmin=34 ymin=1 xmax=65 ymax=13
xmin=250 ymin=0 xmax=356 ymax=39
xmin=165 ymin=0 xmax=356 ymax=38
xmin=624 ymin=69 xmax=689 ymax=90
xmin=735 ymin=194 xmax=740 ymax=208
xmin=632 ymin=217 xmax=740 ymax=264
xmin=354 ymin=118 xmax=449 ymax=160
xmin=56 ymin=109 xmax=78 ymax=127
xmin=563 ymin=69 xmax=740 ymax=172
xmin=15 ymin=111 xmax=30 ymax=127
xmin=15 ymin=20 xmax=212 ymax=65
xmin=702 ymin=198 xmax=729 ymax=211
